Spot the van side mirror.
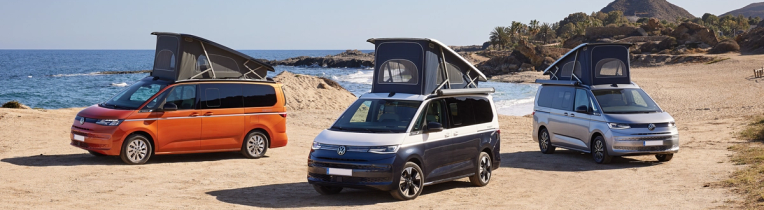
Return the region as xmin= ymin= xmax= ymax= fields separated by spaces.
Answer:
xmin=575 ymin=105 xmax=588 ymax=113
xmin=426 ymin=122 xmax=443 ymax=133
xmin=162 ymin=103 xmax=178 ymax=112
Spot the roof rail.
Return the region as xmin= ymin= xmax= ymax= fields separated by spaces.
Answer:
xmin=436 ymin=88 xmax=495 ymax=96
xmin=535 ymin=79 xmax=579 ymax=86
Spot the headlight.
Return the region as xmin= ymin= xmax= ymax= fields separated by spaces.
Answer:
xmin=95 ymin=119 xmax=123 ymax=126
xmin=668 ymin=121 xmax=676 ymax=128
xmin=368 ymin=145 xmax=399 ymax=154
xmin=312 ymin=141 xmax=322 ymax=150
xmin=607 ymin=122 xmax=631 ymax=129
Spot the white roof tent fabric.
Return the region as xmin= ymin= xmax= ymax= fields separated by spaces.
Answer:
xmin=150 ymin=32 xmax=274 ymax=81
xmin=367 ymin=38 xmax=488 ymax=95
xmin=541 ymin=43 xmax=633 ymax=86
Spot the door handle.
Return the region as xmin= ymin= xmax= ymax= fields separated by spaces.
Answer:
xmin=444 ymin=133 xmax=450 ymax=137
xmin=189 ymin=113 xmax=199 ymax=117
xmin=563 ymin=112 xmax=568 ymax=116
xmin=453 ymin=131 xmax=459 ymax=136
xmin=570 ymin=113 xmax=575 ymax=117
xmin=203 ymin=112 xmax=213 ymax=116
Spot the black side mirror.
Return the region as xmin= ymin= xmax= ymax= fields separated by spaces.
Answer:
xmin=575 ymin=105 xmax=588 ymax=113
xmin=162 ymin=103 xmax=178 ymax=112
xmin=426 ymin=122 xmax=443 ymax=133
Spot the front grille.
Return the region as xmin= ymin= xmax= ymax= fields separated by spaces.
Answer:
xmin=74 ymin=116 xmax=99 ymax=124
xmin=308 ymin=173 xmax=391 ymax=183
xmin=309 ymin=162 xmax=390 ymax=170
xmin=316 ymin=157 xmax=368 ymax=162
xmin=632 ymin=132 xmax=671 ymax=135
xmin=613 ymin=146 xmax=673 ymax=151
xmin=72 ymin=126 xmax=91 ymax=131
xmin=616 ymin=136 xmax=676 ymax=141
xmin=630 ymin=123 xmax=669 ymax=128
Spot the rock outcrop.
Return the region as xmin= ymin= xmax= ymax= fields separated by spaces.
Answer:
xmin=737 ymin=27 xmax=764 ymax=54
xmin=477 ymin=41 xmax=569 ymax=75
xmin=585 ymin=25 xmax=646 ymax=39
xmin=630 ymin=54 xmax=716 ymax=67
xmin=670 ymin=22 xmax=719 ymax=47
xmin=269 ymin=50 xmax=373 ymax=68
xmin=708 ymin=40 xmax=740 ymax=54
xmin=600 ymin=0 xmax=695 ymax=21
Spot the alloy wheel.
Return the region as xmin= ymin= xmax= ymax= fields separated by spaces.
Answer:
xmin=127 ymin=140 xmax=148 ymax=162
xmin=540 ymin=131 xmax=549 ymax=151
xmin=479 ymin=156 xmax=492 ymax=183
xmin=247 ymin=134 xmax=266 ymax=156
xmin=399 ymin=167 xmax=422 ymax=197
xmin=594 ymin=140 xmax=604 ymax=162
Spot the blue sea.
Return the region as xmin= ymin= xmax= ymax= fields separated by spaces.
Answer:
xmin=0 ymin=50 xmax=538 ymax=116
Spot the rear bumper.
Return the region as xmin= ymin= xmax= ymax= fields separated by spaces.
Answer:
xmin=270 ymin=132 xmax=288 ymax=148
xmin=307 ymin=156 xmax=396 ymax=191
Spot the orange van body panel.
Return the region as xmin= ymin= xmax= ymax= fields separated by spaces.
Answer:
xmin=71 ymin=81 xmax=288 ymax=156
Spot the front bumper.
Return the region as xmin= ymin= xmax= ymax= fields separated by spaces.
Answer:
xmin=307 ymin=151 xmax=396 ymax=191
xmin=608 ymin=134 xmax=679 ymax=156
xmin=70 ymin=126 xmax=122 ymax=156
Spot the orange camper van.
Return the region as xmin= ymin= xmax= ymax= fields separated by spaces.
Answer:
xmin=70 ymin=32 xmax=288 ymax=164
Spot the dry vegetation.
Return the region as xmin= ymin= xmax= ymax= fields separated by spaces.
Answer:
xmin=723 ymin=116 xmax=764 ymax=209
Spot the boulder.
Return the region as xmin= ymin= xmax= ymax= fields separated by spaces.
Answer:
xmin=520 ymin=63 xmax=535 ymax=71
xmin=670 ymin=22 xmax=719 ymax=46
xmin=657 ymin=37 xmax=678 ymax=51
xmin=563 ymin=35 xmax=586 ymax=49
xmin=737 ymin=27 xmax=764 ymax=54
xmin=708 ymin=40 xmax=740 ymax=54
xmin=585 ymin=25 xmax=645 ymax=39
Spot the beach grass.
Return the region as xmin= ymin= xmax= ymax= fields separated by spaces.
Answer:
xmin=723 ymin=116 xmax=764 ymax=209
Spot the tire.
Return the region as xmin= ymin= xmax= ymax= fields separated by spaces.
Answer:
xmin=390 ymin=162 xmax=424 ymax=201
xmin=591 ymin=136 xmax=612 ymax=164
xmin=241 ymin=130 xmax=269 ymax=158
xmin=469 ymin=152 xmax=492 ymax=187
xmin=312 ymin=184 xmax=343 ymax=195
xmin=655 ymin=154 xmax=674 ymax=162
xmin=88 ymin=150 xmax=106 ymax=156
xmin=539 ymin=128 xmax=556 ymax=154
xmin=120 ymin=134 xmax=152 ymax=165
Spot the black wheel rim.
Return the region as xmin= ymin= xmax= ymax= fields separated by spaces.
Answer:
xmin=479 ymin=156 xmax=491 ymax=183
xmin=540 ymin=131 xmax=549 ymax=151
xmin=399 ymin=167 xmax=422 ymax=197
xmin=594 ymin=139 xmax=604 ymax=162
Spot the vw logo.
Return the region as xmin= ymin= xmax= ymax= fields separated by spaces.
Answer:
xmin=648 ymin=123 xmax=656 ymax=131
xmin=337 ymin=146 xmax=346 ymax=155
xmin=79 ymin=117 xmax=85 ymax=125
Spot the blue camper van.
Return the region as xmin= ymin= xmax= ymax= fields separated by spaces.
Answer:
xmin=307 ymin=38 xmax=501 ymax=200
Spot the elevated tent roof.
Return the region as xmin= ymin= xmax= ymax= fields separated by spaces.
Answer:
xmin=149 ymin=32 xmax=274 ymax=82
xmin=366 ymin=38 xmax=489 ymax=95
xmin=541 ymin=43 xmax=634 ymax=86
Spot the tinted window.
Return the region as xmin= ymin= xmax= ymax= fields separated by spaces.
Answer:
xmin=592 ymin=89 xmax=661 ymax=114
xmin=243 ymin=84 xmax=277 ymax=107
xmin=102 ymin=79 xmax=170 ymax=110
xmin=378 ymin=59 xmax=418 ymax=85
xmin=436 ymin=62 xmax=464 ymax=84
xmin=445 ymin=97 xmax=493 ymax=128
xmin=537 ymin=86 xmax=555 ymax=108
xmin=574 ymin=89 xmax=590 ymax=112
xmin=547 ymin=86 xmax=575 ymax=111
xmin=166 ymin=85 xmax=197 ymax=110
xmin=412 ymin=100 xmax=446 ymax=131
xmin=200 ymin=84 xmax=242 ymax=109
xmin=561 ymin=61 xmax=581 ymax=78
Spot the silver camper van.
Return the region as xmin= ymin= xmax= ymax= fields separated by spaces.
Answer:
xmin=532 ymin=43 xmax=678 ymax=164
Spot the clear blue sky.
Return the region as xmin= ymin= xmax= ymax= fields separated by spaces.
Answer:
xmin=0 ymin=0 xmax=760 ymax=50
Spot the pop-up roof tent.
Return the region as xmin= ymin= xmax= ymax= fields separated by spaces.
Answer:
xmin=540 ymin=43 xmax=633 ymax=86
xmin=367 ymin=38 xmax=491 ymax=96
xmin=150 ymin=32 xmax=274 ymax=81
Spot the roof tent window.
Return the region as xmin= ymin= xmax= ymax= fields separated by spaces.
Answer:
xmin=378 ymin=59 xmax=418 ymax=85
xmin=595 ymin=58 xmax=626 ymax=78
xmin=153 ymin=36 xmax=179 ymax=71
xmin=196 ymin=55 xmax=209 ymax=73
xmin=437 ymin=63 xmax=464 ymax=84
xmin=209 ymin=54 xmax=240 ymax=73
xmin=561 ymin=61 xmax=581 ymax=78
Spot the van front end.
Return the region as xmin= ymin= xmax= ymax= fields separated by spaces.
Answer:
xmin=307 ymin=145 xmax=402 ymax=191
xmin=604 ymin=122 xmax=680 ymax=156
xmin=70 ymin=105 xmax=145 ymax=156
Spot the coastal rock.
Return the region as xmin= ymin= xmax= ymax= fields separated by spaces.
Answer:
xmin=630 ymin=54 xmax=716 ymax=67
xmin=708 ymin=40 xmax=740 ymax=54
xmin=670 ymin=22 xmax=719 ymax=46
xmin=737 ymin=27 xmax=764 ymax=54
xmin=269 ymin=50 xmax=374 ymax=68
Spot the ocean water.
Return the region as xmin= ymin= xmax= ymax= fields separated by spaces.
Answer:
xmin=0 ymin=50 xmax=538 ymax=116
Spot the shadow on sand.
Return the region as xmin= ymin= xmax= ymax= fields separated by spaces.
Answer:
xmin=1 ymin=152 xmax=254 ymax=167
xmin=206 ymin=181 xmax=476 ymax=208
xmin=500 ymin=150 xmax=665 ymax=172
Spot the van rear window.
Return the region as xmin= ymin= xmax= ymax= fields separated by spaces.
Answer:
xmin=243 ymin=84 xmax=277 ymax=107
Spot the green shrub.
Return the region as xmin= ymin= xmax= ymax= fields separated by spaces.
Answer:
xmin=2 ymin=100 xmax=22 ymax=108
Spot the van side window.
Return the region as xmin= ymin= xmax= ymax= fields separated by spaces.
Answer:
xmin=445 ymin=97 xmax=493 ymax=128
xmin=574 ymin=89 xmax=590 ymax=112
xmin=412 ymin=100 xmax=445 ymax=131
xmin=550 ymin=86 xmax=575 ymax=111
xmin=243 ymin=84 xmax=277 ymax=107
xmin=200 ymin=84 xmax=243 ymax=109
xmin=166 ymin=85 xmax=197 ymax=110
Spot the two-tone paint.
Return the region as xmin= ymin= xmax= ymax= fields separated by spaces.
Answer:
xmin=307 ymin=93 xmax=501 ymax=191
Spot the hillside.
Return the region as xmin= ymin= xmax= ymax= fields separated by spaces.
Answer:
xmin=601 ymin=0 xmax=695 ymax=21
xmin=722 ymin=2 xmax=764 ymax=19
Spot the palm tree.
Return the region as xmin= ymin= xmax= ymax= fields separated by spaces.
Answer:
xmin=539 ymin=23 xmax=551 ymax=44
xmin=529 ymin=20 xmax=540 ymax=37
xmin=489 ymin=26 xmax=510 ymax=50
xmin=509 ymin=21 xmax=525 ymax=43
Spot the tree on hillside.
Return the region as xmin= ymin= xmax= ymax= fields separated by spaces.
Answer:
xmin=489 ymin=26 xmax=511 ymax=50
xmin=529 ymin=20 xmax=540 ymax=37
xmin=509 ymin=21 xmax=526 ymax=43
xmin=604 ymin=11 xmax=627 ymax=26
xmin=538 ymin=23 xmax=553 ymax=44
xmin=559 ymin=22 xmax=577 ymax=39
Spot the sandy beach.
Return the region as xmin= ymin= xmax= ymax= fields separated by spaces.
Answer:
xmin=1 ymin=54 xmax=763 ymax=209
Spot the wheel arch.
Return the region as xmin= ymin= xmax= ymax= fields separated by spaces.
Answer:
xmin=125 ymin=130 xmax=155 ymax=155
xmin=247 ymin=127 xmax=272 ymax=147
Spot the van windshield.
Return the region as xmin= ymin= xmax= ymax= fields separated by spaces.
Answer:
xmin=100 ymin=79 xmax=170 ymax=110
xmin=592 ymin=89 xmax=662 ymax=114
xmin=331 ymin=99 xmax=422 ymax=133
